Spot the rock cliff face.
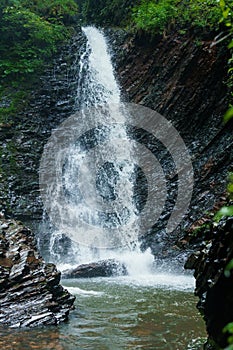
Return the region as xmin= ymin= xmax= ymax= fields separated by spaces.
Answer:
xmin=0 ymin=30 xmax=85 ymax=328
xmin=0 ymin=29 xmax=86 ymax=222
xmin=0 ymin=217 xmax=75 ymax=327
xmin=111 ymin=30 xmax=232 ymax=253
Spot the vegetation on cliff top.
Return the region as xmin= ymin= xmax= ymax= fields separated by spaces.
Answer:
xmin=79 ymin=0 xmax=226 ymax=33
xmin=131 ymin=0 xmax=224 ymax=34
xmin=1 ymin=0 xmax=232 ymax=90
xmin=0 ymin=0 xmax=78 ymax=86
xmin=0 ymin=0 xmax=78 ymax=122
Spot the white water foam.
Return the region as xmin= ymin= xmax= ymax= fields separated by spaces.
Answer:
xmin=63 ymin=273 xmax=195 ymax=293
xmin=65 ymin=286 xmax=105 ymax=296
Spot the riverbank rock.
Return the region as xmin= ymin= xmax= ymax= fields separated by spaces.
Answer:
xmin=62 ymin=259 xmax=127 ymax=278
xmin=0 ymin=218 xmax=75 ymax=327
xmin=185 ymin=217 xmax=233 ymax=349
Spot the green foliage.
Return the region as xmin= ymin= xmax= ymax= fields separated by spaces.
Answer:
xmin=219 ymin=1 xmax=233 ymax=121
xmin=78 ymin=0 xmax=225 ymax=33
xmin=219 ymin=0 xmax=233 ymax=27
xmin=227 ymin=173 xmax=233 ymax=198
xmin=224 ymin=106 xmax=233 ymax=123
xmin=191 ymin=222 xmax=211 ymax=238
xmin=20 ymin=0 xmax=78 ymax=24
xmin=132 ymin=0 xmax=176 ymax=34
xmin=179 ymin=0 xmax=222 ymax=29
xmin=0 ymin=89 xmax=31 ymax=123
xmin=214 ymin=206 xmax=233 ymax=222
xmin=224 ymin=260 xmax=233 ymax=278
xmin=224 ymin=322 xmax=233 ymax=349
xmin=214 ymin=173 xmax=233 ymax=222
xmin=0 ymin=0 xmax=78 ymax=84
xmin=131 ymin=0 xmax=222 ymax=34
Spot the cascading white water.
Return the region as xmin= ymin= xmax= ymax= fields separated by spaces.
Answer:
xmin=77 ymin=26 xmax=121 ymax=106
xmin=44 ymin=27 xmax=193 ymax=288
xmin=48 ymin=26 xmax=155 ymax=274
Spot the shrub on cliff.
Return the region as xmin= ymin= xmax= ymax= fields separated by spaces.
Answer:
xmin=132 ymin=0 xmax=222 ymax=34
xmin=0 ymin=0 xmax=78 ymax=84
xmin=132 ymin=0 xmax=176 ymax=34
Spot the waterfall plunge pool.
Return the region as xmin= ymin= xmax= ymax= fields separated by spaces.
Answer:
xmin=0 ymin=275 xmax=206 ymax=350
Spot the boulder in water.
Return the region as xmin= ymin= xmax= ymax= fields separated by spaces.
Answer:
xmin=0 ymin=218 xmax=75 ymax=328
xmin=62 ymin=259 xmax=128 ymax=279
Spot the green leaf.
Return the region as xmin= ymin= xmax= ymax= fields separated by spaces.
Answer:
xmin=223 ymin=8 xmax=230 ymax=19
xmin=229 ymin=335 xmax=233 ymax=344
xmin=224 ymin=107 xmax=233 ymax=123
xmin=228 ymin=183 xmax=233 ymax=194
xmin=220 ymin=0 xmax=226 ymax=10
xmin=228 ymin=41 xmax=233 ymax=49
xmin=214 ymin=206 xmax=233 ymax=222
xmin=224 ymin=260 xmax=233 ymax=278
xmin=224 ymin=322 xmax=233 ymax=334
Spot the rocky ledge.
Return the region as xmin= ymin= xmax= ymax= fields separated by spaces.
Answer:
xmin=0 ymin=217 xmax=75 ymax=328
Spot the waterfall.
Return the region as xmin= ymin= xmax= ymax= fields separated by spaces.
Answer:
xmin=77 ymin=26 xmax=121 ymax=107
xmin=43 ymin=26 xmax=155 ymax=273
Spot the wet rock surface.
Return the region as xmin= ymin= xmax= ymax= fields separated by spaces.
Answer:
xmin=110 ymin=29 xmax=233 ymax=256
xmin=185 ymin=217 xmax=233 ymax=349
xmin=62 ymin=259 xmax=128 ymax=278
xmin=0 ymin=27 xmax=86 ymax=223
xmin=0 ymin=218 xmax=75 ymax=327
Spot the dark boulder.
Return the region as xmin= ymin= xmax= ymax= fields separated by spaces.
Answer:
xmin=62 ymin=259 xmax=128 ymax=279
xmin=0 ymin=218 xmax=75 ymax=328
